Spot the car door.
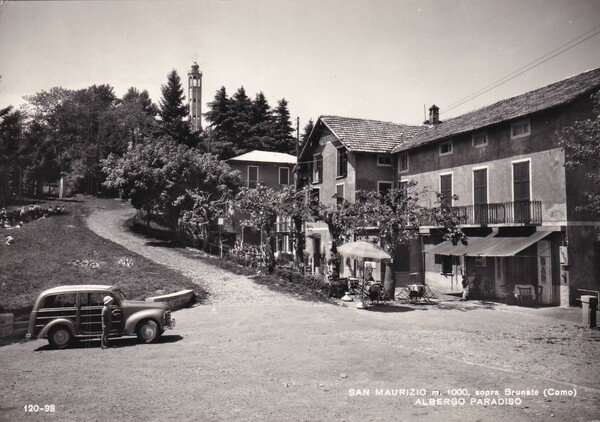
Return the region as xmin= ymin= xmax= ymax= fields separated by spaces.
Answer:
xmin=79 ymin=292 xmax=104 ymax=335
xmin=108 ymin=296 xmax=124 ymax=334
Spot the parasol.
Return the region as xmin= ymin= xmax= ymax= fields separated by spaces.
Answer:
xmin=337 ymin=241 xmax=391 ymax=260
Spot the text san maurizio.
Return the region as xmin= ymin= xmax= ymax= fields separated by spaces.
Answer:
xmin=348 ymin=388 xmax=577 ymax=407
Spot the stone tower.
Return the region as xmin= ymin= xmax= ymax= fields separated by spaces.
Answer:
xmin=188 ymin=62 xmax=202 ymax=132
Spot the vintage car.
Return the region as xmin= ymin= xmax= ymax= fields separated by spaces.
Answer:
xmin=26 ymin=285 xmax=175 ymax=348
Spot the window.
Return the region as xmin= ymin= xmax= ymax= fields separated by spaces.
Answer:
xmin=513 ymin=161 xmax=531 ymax=202
xmin=313 ymin=154 xmax=323 ymax=183
xmin=513 ymin=160 xmax=531 ymax=222
xmin=472 ymin=131 xmax=487 ymax=147
xmin=440 ymin=174 xmax=453 ymax=205
xmin=81 ymin=292 xmax=106 ymax=307
xmin=309 ymin=187 xmax=320 ymax=205
xmin=398 ymin=153 xmax=409 ymax=173
xmin=40 ymin=293 xmax=77 ymax=309
xmin=336 ymin=148 xmax=348 ymax=177
xmin=336 ymin=183 xmax=344 ymax=205
xmin=377 ymin=155 xmax=392 ymax=167
xmin=399 ymin=180 xmax=408 ymax=196
xmin=279 ymin=167 xmax=290 ymax=185
xmin=378 ymin=181 xmax=393 ymax=196
xmin=247 ymin=166 xmax=258 ymax=188
xmin=511 ymin=119 xmax=531 ymax=139
xmin=473 ymin=168 xmax=488 ymax=224
xmin=439 ymin=141 xmax=453 ymax=156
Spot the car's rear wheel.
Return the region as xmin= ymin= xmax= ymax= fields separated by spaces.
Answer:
xmin=136 ymin=319 xmax=160 ymax=343
xmin=48 ymin=326 xmax=72 ymax=349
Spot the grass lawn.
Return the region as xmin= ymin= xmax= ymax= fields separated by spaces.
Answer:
xmin=0 ymin=197 xmax=205 ymax=316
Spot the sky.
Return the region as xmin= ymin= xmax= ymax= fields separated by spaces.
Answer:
xmin=1 ymin=0 xmax=600 ymax=128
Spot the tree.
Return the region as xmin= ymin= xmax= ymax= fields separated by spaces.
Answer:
xmin=103 ymin=136 xmax=241 ymax=235
xmin=101 ymin=88 xmax=159 ymax=149
xmin=278 ymin=185 xmax=314 ymax=266
xmin=123 ymin=87 xmax=159 ymax=116
xmin=304 ymin=189 xmax=362 ymax=277
xmin=559 ymin=90 xmax=600 ymax=219
xmin=0 ymin=106 xmax=24 ymax=202
xmin=357 ymin=185 xmax=468 ymax=297
xmin=159 ymin=70 xmax=194 ymax=147
xmin=21 ymin=85 xmax=120 ymax=196
xmin=272 ymin=98 xmax=295 ymax=154
xmin=204 ymin=87 xmax=235 ymax=157
xmin=230 ymin=86 xmax=253 ymax=154
xmin=235 ymin=185 xmax=284 ymax=273
xmin=247 ymin=92 xmax=276 ymax=151
xmin=300 ymin=118 xmax=314 ymax=150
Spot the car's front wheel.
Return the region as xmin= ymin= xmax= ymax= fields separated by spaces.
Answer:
xmin=136 ymin=320 xmax=160 ymax=343
xmin=48 ymin=325 xmax=73 ymax=349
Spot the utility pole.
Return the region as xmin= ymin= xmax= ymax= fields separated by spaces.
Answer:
xmin=295 ymin=116 xmax=300 ymax=187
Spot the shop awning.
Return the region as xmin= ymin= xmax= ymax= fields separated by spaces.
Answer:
xmin=425 ymin=231 xmax=552 ymax=257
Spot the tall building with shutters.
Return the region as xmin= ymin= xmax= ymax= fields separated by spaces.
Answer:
xmin=188 ymin=62 xmax=202 ymax=132
xmin=391 ymin=68 xmax=600 ymax=306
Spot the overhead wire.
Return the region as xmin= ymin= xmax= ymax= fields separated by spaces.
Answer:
xmin=441 ymin=24 xmax=600 ymax=115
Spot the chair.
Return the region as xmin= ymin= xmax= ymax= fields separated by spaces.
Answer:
xmin=407 ymin=284 xmax=429 ymax=304
xmin=499 ymin=285 xmax=509 ymax=304
xmin=517 ymin=287 xmax=534 ymax=307
xmin=368 ymin=283 xmax=384 ymax=304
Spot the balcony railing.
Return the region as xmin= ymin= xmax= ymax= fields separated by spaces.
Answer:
xmin=450 ymin=200 xmax=542 ymax=225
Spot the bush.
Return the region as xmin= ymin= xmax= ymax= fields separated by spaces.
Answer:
xmin=271 ymin=267 xmax=345 ymax=298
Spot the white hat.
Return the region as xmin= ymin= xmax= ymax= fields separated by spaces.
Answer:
xmin=103 ymin=296 xmax=114 ymax=305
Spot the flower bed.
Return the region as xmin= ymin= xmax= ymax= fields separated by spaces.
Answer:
xmin=1 ymin=204 xmax=66 ymax=229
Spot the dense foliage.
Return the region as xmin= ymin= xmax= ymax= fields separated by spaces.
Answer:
xmin=102 ymin=137 xmax=241 ymax=234
xmin=559 ymin=90 xmax=600 ymax=219
xmin=204 ymin=86 xmax=296 ymax=158
xmin=0 ymin=83 xmax=159 ymax=203
xmin=159 ymin=70 xmax=195 ymax=147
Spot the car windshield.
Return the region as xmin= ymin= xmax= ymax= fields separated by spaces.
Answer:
xmin=112 ymin=289 xmax=126 ymax=301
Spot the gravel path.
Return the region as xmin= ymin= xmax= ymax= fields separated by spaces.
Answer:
xmin=2 ymin=201 xmax=598 ymax=421
xmin=86 ymin=206 xmax=299 ymax=306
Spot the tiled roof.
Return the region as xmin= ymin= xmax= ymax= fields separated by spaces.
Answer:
xmin=392 ymin=67 xmax=600 ymax=153
xmin=227 ymin=150 xmax=297 ymax=164
xmin=319 ymin=115 xmax=424 ymax=153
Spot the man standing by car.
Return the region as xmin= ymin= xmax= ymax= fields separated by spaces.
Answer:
xmin=101 ymin=296 xmax=114 ymax=349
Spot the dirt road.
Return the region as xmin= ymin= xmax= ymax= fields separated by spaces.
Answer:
xmin=1 ymin=203 xmax=598 ymax=421
xmin=86 ymin=206 xmax=298 ymax=306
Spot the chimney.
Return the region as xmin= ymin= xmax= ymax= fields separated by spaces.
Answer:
xmin=428 ymin=104 xmax=440 ymax=124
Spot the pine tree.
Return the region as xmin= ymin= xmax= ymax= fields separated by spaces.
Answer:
xmin=300 ymin=118 xmax=314 ymax=150
xmin=158 ymin=70 xmax=194 ymax=147
xmin=272 ymin=98 xmax=295 ymax=154
xmin=248 ymin=92 xmax=276 ymax=151
xmin=230 ymin=87 xmax=253 ymax=154
xmin=205 ymin=86 xmax=235 ymax=157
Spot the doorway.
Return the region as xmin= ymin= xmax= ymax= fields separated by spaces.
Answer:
xmin=537 ymin=240 xmax=553 ymax=305
xmin=313 ymin=237 xmax=321 ymax=273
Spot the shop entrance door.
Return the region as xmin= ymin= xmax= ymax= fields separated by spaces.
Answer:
xmin=537 ymin=240 xmax=553 ymax=304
